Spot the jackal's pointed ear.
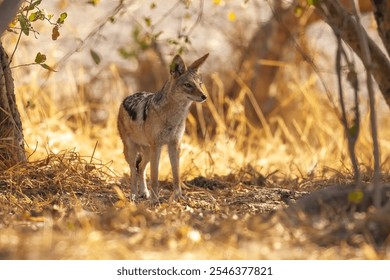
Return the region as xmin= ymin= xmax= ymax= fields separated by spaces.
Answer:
xmin=188 ymin=53 xmax=209 ymax=72
xmin=170 ymin=55 xmax=187 ymax=78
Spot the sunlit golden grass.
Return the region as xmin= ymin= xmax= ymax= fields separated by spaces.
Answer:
xmin=17 ymin=61 xmax=390 ymax=181
xmin=15 ymin=69 xmax=338 ymax=176
xmin=2 ymin=51 xmax=390 ymax=259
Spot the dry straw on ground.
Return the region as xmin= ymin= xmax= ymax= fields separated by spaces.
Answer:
xmin=1 ymin=149 xmax=389 ymax=259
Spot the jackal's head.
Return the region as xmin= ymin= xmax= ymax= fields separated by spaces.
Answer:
xmin=168 ymin=53 xmax=209 ymax=103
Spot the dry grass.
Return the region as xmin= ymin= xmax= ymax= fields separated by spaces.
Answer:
xmin=1 ymin=42 xmax=390 ymax=259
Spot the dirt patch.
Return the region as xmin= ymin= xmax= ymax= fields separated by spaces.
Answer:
xmin=0 ymin=151 xmax=389 ymax=259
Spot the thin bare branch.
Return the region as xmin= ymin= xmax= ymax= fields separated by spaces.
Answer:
xmin=349 ymin=0 xmax=382 ymax=207
xmin=334 ymin=31 xmax=361 ymax=186
xmin=52 ymin=0 xmax=126 ymax=71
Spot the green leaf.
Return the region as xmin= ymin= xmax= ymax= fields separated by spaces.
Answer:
xmin=35 ymin=52 xmax=47 ymax=64
xmin=184 ymin=12 xmax=192 ymax=20
xmin=348 ymin=124 xmax=358 ymax=138
xmin=90 ymin=49 xmax=101 ymax=65
xmin=26 ymin=100 xmax=36 ymax=110
xmin=57 ymin=12 xmax=68 ymax=24
xmin=32 ymin=0 xmax=42 ymax=8
xmin=28 ymin=11 xmax=45 ymax=22
xmin=294 ymin=6 xmax=303 ymax=17
xmin=144 ymin=17 xmax=152 ymax=27
xmin=167 ymin=39 xmax=179 ymax=45
xmin=132 ymin=26 xmax=141 ymax=41
xmin=177 ymin=46 xmax=186 ymax=55
xmin=87 ymin=0 xmax=100 ymax=6
xmin=40 ymin=63 xmax=57 ymax=72
xmin=18 ymin=15 xmax=29 ymax=36
xmin=29 ymin=12 xmax=38 ymax=22
xmin=52 ymin=26 xmax=60 ymax=40
xmin=183 ymin=0 xmax=191 ymax=8
xmin=118 ymin=48 xmax=137 ymax=60
xmin=348 ymin=190 xmax=363 ymax=204
xmin=24 ymin=0 xmax=42 ymax=11
xmin=307 ymin=0 xmax=319 ymax=5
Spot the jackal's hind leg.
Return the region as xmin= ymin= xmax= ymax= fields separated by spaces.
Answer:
xmin=137 ymin=147 xmax=150 ymax=199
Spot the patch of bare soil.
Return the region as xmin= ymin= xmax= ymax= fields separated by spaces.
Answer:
xmin=0 ymin=151 xmax=389 ymax=259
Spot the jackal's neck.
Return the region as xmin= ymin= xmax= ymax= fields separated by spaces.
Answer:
xmin=158 ymin=80 xmax=192 ymax=108
xmin=151 ymin=81 xmax=168 ymax=106
xmin=159 ymin=80 xmax=170 ymax=96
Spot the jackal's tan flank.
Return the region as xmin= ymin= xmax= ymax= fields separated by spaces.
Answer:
xmin=117 ymin=53 xmax=209 ymax=201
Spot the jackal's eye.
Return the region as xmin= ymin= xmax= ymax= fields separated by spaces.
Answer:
xmin=184 ymin=83 xmax=193 ymax=89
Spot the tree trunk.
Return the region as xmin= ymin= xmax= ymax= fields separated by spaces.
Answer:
xmin=0 ymin=0 xmax=24 ymax=36
xmin=371 ymin=0 xmax=390 ymax=56
xmin=0 ymin=41 xmax=26 ymax=169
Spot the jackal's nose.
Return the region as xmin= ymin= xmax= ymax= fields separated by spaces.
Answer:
xmin=201 ymin=94 xmax=207 ymax=101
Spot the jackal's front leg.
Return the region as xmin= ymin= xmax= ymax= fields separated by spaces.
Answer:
xmin=123 ymin=140 xmax=138 ymax=201
xmin=168 ymin=141 xmax=183 ymax=199
xmin=150 ymin=145 xmax=162 ymax=201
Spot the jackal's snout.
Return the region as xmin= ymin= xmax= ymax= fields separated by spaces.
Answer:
xmin=196 ymin=85 xmax=208 ymax=102
xmin=199 ymin=92 xmax=207 ymax=102
xmin=188 ymin=86 xmax=207 ymax=103
xmin=187 ymin=93 xmax=207 ymax=103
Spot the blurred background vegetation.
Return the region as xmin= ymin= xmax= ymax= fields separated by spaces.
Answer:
xmin=0 ymin=0 xmax=390 ymax=259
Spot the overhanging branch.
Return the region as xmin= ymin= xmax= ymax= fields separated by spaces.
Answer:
xmin=314 ymin=0 xmax=390 ymax=108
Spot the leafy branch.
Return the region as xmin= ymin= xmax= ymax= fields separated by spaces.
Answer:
xmin=10 ymin=52 xmax=56 ymax=71
xmin=119 ymin=0 xmax=204 ymax=62
xmin=8 ymin=0 xmax=67 ymax=71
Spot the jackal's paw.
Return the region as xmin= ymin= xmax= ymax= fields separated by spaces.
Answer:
xmin=130 ymin=193 xmax=137 ymax=201
xmin=173 ymin=192 xmax=186 ymax=202
xmin=139 ymin=190 xmax=150 ymax=200
xmin=149 ymin=192 xmax=160 ymax=204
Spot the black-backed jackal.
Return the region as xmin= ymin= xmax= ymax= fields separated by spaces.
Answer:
xmin=117 ymin=53 xmax=209 ymax=201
